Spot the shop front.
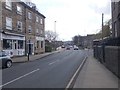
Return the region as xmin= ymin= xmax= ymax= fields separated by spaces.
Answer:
xmin=2 ymin=33 xmax=25 ymax=57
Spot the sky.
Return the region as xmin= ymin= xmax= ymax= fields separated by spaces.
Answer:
xmin=30 ymin=0 xmax=111 ymax=41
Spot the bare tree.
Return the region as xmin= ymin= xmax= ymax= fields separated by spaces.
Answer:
xmin=45 ymin=30 xmax=58 ymax=42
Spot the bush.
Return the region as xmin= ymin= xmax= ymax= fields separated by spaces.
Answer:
xmin=45 ymin=45 xmax=52 ymax=52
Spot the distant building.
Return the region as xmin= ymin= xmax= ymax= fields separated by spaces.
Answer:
xmin=0 ymin=1 xmax=45 ymax=57
xmin=111 ymin=1 xmax=120 ymax=38
xmin=82 ymin=34 xmax=95 ymax=49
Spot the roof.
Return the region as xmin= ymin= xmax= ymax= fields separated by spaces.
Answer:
xmin=19 ymin=2 xmax=46 ymax=18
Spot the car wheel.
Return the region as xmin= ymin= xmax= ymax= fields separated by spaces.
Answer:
xmin=6 ymin=60 xmax=12 ymax=68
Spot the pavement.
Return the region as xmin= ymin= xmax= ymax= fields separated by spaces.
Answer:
xmin=73 ymin=50 xmax=119 ymax=88
xmin=12 ymin=50 xmax=63 ymax=63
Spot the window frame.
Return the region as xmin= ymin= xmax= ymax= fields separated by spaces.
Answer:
xmin=36 ymin=16 xmax=39 ymax=22
xmin=5 ymin=0 xmax=12 ymax=10
xmin=36 ymin=29 xmax=39 ymax=34
xmin=6 ymin=17 xmax=12 ymax=30
xmin=41 ymin=41 xmax=44 ymax=48
xmin=28 ymin=25 xmax=32 ymax=33
xmin=3 ymin=39 xmax=12 ymax=50
xmin=28 ymin=12 xmax=32 ymax=20
xmin=17 ymin=21 xmax=22 ymax=31
xmin=17 ymin=5 xmax=22 ymax=15
xmin=40 ymin=18 xmax=43 ymax=24
xmin=114 ymin=22 xmax=118 ymax=37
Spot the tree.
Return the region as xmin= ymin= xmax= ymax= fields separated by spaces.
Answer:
xmin=94 ymin=19 xmax=111 ymax=39
xmin=45 ymin=30 xmax=58 ymax=42
xmin=45 ymin=30 xmax=59 ymax=51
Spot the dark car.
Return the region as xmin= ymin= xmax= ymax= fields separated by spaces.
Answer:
xmin=66 ymin=47 xmax=70 ymax=50
xmin=0 ymin=52 xmax=12 ymax=68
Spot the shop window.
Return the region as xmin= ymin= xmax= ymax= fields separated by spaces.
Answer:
xmin=18 ymin=40 xmax=23 ymax=49
xmin=41 ymin=41 xmax=43 ymax=48
xmin=3 ymin=39 xmax=12 ymax=49
xmin=37 ymin=41 xmax=39 ymax=48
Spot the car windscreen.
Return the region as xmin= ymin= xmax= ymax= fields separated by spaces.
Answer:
xmin=0 ymin=52 xmax=7 ymax=57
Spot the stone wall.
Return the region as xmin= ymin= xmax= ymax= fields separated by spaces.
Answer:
xmin=104 ymin=46 xmax=120 ymax=77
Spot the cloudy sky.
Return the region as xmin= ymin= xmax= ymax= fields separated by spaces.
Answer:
xmin=31 ymin=0 xmax=111 ymax=41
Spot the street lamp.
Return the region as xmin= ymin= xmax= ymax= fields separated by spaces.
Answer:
xmin=54 ymin=21 xmax=57 ymax=50
xmin=54 ymin=21 xmax=56 ymax=33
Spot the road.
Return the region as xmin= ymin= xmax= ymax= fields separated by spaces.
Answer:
xmin=2 ymin=50 xmax=88 ymax=88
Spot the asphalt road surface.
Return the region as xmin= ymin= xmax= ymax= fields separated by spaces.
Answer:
xmin=2 ymin=50 xmax=88 ymax=88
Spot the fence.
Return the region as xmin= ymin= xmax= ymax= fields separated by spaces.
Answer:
xmin=93 ymin=37 xmax=120 ymax=78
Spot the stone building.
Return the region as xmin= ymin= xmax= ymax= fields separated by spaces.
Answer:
xmin=111 ymin=1 xmax=120 ymax=38
xmin=0 ymin=1 xmax=45 ymax=57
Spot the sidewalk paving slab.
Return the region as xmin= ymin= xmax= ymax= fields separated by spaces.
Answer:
xmin=74 ymin=54 xmax=119 ymax=88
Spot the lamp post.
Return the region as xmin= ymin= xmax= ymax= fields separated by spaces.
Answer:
xmin=27 ymin=39 xmax=30 ymax=61
xmin=54 ymin=21 xmax=56 ymax=50
xmin=102 ymin=13 xmax=104 ymax=40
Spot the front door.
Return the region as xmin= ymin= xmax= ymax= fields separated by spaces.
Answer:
xmin=28 ymin=44 xmax=34 ymax=55
xmin=13 ymin=40 xmax=17 ymax=55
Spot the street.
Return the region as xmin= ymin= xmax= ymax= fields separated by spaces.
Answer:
xmin=2 ymin=50 xmax=88 ymax=88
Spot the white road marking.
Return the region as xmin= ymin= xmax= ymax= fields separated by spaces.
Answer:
xmin=66 ymin=57 xmax=87 ymax=88
xmin=49 ymin=60 xmax=60 ymax=65
xmin=0 ymin=68 xmax=40 ymax=88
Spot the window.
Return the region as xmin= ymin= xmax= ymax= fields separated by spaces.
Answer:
xmin=5 ymin=0 xmax=12 ymax=10
xmin=17 ymin=5 xmax=22 ymax=15
xmin=6 ymin=17 xmax=12 ymax=30
xmin=28 ymin=12 xmax=32 ymax=19
xmin=40 ymin=30 xmax=43 ymax=34
xmin=41 ymin=41 xmax=43 ymax=48
xmin=18 ymin=40 xmax=23 ymax=49
xmin=17 ymin=21 xmax=22 ymax=31
xmin=37 ymin=41 xmax=39 ymax=48
xmin=28 ymin=25 xmax=32 ymax=33
xmin=36 ymin=29 xmax=39 ymax=34
xmin=3 ymin=39 xmax=12 ymax=49
xmin=36 ymin=16 xmax=39 ymax=22
xmin=40 ymin=19 xmax=43 ymax=24
xmin=114 ymin=22 xmax=117 ymax=37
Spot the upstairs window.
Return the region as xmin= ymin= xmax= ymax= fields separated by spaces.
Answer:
xmin=40 ymin=19 xmax=43 ymax=24
xmin=36 ymin=29 xmax=39 ymax=34
xmin=36 ymin=16 xmax=39 ymax=22
xmin=5 ymin=0 xmax=12 ymax=10
xmin=17 ymin=21 xmax=22 ymax=31
xmin=6 ymin=17 xmax=12 ymax=30
xmin=28 ymin=12 xmax=32 ymax=19
xmin=28 ymin=25 xmax=32 ymax=33
xmin=17 ymin=5 xmax=22 ymax=15
xmin=40 ymin=30 xmax=43 ymax=34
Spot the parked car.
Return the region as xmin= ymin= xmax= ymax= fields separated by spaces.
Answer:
xmin=0 ymin=51 xmax=12 ymax=68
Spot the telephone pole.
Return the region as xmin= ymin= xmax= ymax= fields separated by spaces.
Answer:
xmin=102 ymin=13 xmax=104 ymax=40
